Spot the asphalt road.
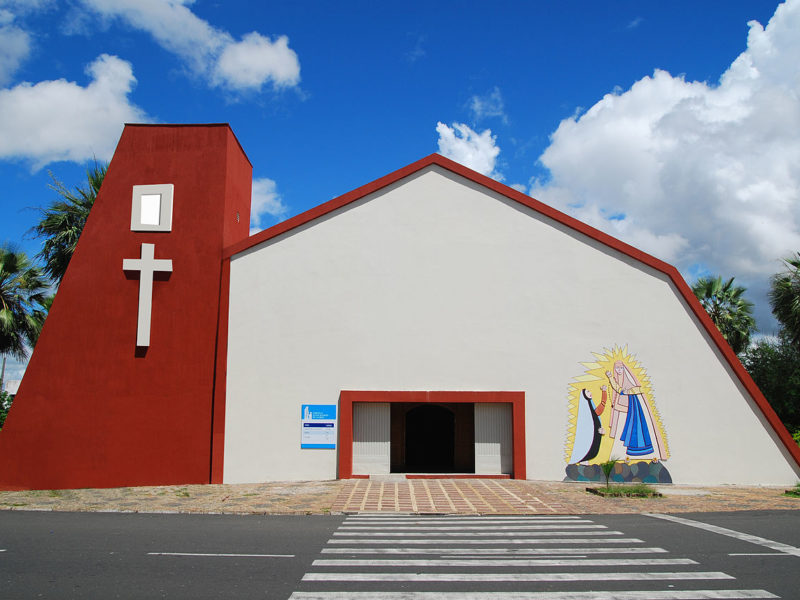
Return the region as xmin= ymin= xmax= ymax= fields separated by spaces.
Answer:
xmin=0 ymin=511 xmax=341 ymax=599
xmin=0 ymin=510 xmax=798 ymax=599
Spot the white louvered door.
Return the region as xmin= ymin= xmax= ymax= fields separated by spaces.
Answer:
xmin=474 ymin=403 xmax=513 ymax=474
xmin=352 ymin=402 xmax=390 ymax=475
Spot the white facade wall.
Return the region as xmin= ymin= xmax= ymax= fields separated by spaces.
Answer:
xmin=224 ymin=166 xmax=800 ymax=485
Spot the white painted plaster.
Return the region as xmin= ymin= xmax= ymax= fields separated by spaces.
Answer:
xmin=131 ymin=183 xmax=173 ymax=232
xmin=122 ymin=242 xmax=173 ymax=347
xmin=224 ymin=166 xmax=800 ymax=485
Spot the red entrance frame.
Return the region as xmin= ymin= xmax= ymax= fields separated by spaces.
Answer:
xmin=338 ymin=391 xmax=526 ymax=480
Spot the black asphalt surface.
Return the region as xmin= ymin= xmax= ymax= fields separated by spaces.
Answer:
xmin=0 ymin=512 xmax=342 ymax=599
xmin=0 ymin=510 xmax=797 ymax=599
xmin=590 ymin=511 xmax=800 ymax=599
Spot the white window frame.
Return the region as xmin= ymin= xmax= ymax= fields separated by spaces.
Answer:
xmin=131 ymin=184 xmax=174 ymax=232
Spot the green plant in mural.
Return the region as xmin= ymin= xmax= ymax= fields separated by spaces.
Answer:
xmin=600 ymin=458 xmax=619 ymax=488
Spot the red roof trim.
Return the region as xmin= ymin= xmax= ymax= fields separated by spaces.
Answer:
xmin=224 ymin=153 xmax=800 ymax=470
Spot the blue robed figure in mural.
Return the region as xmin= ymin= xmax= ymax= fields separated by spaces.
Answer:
xmin=606 ymin=361 xmax=666 ymax=461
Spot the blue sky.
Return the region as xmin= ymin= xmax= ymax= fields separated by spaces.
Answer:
xmin=2 ymin=1 xmax=799 ymax=379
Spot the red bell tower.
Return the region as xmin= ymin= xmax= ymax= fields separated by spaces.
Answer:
xmin=0 ymin=124 xmax=251 ymax=490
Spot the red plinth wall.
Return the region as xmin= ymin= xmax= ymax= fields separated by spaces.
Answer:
xmin=0 ymin=124 xmax=251 ymax=490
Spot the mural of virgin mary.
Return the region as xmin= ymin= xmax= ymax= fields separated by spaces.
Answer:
xmin=606 ymin=361 xmax=667 ymax=461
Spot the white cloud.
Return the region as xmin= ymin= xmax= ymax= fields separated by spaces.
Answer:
xmin=0 ymin=12 xmax=30 ymax=85
xmin=213 ymin=32 xmax=299 ymax=90
xmin=530 ymin=0 xmax=800 ymax=328
xmin=250 ymin=176 xmax=288 ymax=234
xmin=77 ymin=0 xmax=300 ymax=93
xmin=1 ymin=353 xmax=27 ymax=385
xmin=0 ymin=54 xmax=150 ymax=169
xmin=0 ymin=0 xmax=54 ymax=12
xmin=469 ymin=87 xmax=507 ymax=123
xmin=405 ymin=34 xmax=426 ymax=63
xmin=627 ymin=17 xmax=643 ymax=30
xmin=436 ymin=121 xmax=502 ymax=180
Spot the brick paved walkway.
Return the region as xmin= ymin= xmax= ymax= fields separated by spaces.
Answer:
xmin=330 ymin=479 xmax=568 ymax=513
xmin=330 ymin=479 xmax=800 ymax=514
xmin=0 ymin=478 xmax=797 ymax=515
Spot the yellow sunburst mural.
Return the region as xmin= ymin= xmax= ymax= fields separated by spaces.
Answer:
xmin=564 ymin=346 xmax=669 ymax=465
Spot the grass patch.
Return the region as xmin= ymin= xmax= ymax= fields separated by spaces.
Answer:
xmin=586 ymin=483 xmax=662 ymax=498
xmin=784 ymin=483 xmax=800 ymax=498
xmin=175 ymin=488 xmax=190 ymax=498
xmin=47 ymin=490 xmax=62 ymax=498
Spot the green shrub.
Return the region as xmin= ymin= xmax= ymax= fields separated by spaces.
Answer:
xmin=598 ymin=483 xmax=660 ymax=497
xmin=599 ymin=458 xmax=619 ymax=488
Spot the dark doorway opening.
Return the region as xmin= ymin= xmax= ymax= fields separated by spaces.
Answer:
xmin=406 ymin=404 xmax=454 ymax=472
xmin=390 ymin=403 xmax=474 ymax=473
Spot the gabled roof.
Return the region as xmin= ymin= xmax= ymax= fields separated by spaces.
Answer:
xmin=223 ymin=153 xmax=800 ymax=468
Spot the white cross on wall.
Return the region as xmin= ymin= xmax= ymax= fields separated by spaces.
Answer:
xmin=122 ymin=243 xmax=173 ymax=347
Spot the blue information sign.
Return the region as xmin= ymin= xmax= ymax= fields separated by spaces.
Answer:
xmin=301 ymin=404 xmax=337 ymax=449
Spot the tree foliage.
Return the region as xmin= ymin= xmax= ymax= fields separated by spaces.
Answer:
xmin=770 ymin=252 xmax=800 ymax=352
xmin=31 ymin=162 xmax=107 ymax=284
xmin=741 ymin=335 xmax=800 ymax=437
xmin=0 ymin=390 xmax=10 ymax=430
xmin=0 ymin=245 xmax=50 ymax=361
xmin=691 ymin=275 xmax=756 ymax=354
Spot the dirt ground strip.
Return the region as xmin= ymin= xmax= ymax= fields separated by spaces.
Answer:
xmin=0 ymin=479 xmax=797 ymax=515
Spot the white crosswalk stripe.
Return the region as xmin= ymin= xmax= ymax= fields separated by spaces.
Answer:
xmin=333 ymin=527 xmax=610 ymax=536
xmin=312 ymin=558 xmax=698 ymax=567
xmin=302 ymin=571 xmax=733 ymax=582
xmin=347 ymin=517 xmax=591 ymax=526
xmin=289 ymin=592 xmax=777 ymax=599
xmin=327 ymin=535 xmax=640 ymax=544
xmin=320 ymin=546 xmax=669 ymax=555
xmin=288 ymin=514 xmax=780 ymax=600
xmin=337 ymin=524 xmax=605 ymax=531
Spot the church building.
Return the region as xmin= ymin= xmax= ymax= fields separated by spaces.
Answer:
xmin=1 ymin=124 xmax=798 ymax=490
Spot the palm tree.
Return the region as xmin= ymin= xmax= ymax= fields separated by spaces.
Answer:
xmin=0 ymin=245 xmax=50 ymax=372
xmin=770 ymin=252 xmax=800 ymax=351
xmin=692 ymin=275 xmax=756 ymax=354
xmin=31 ymin=161 xmax=107 ymax=284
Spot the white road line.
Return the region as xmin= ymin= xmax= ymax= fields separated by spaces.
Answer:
xmin=344 ymin=518 xmax=583 ymax=524
xmin=455 ymin=555 xmax=591 ymax=559
xmin=326 ymin=537 xmax=643 ymax=544
xmin=728 ymin=553 xmax=794 ymax=556
xmin=302 ymin=571 xmax=734 ymax=582
xmin=334 ymin=529 xmax=612 ymax=538
xmin=339 ymin=524 xmax=599 ymax=531
xmin=645 ymin=513 xmax=800 ymax=557
xmin=321 ymin=546 xmax=667 ymax=555
xmin=289 ymin=591 xmax=779 ymax=600
xmin=312 ymin=558 xmax=698 ymax=567
xmin=334 ymin=528 xmax=607 ymax=537
xmin=345 ymin=516 xmax=583 ymax=521
xmin=147 ymin=552 xmax=294 ymax=558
